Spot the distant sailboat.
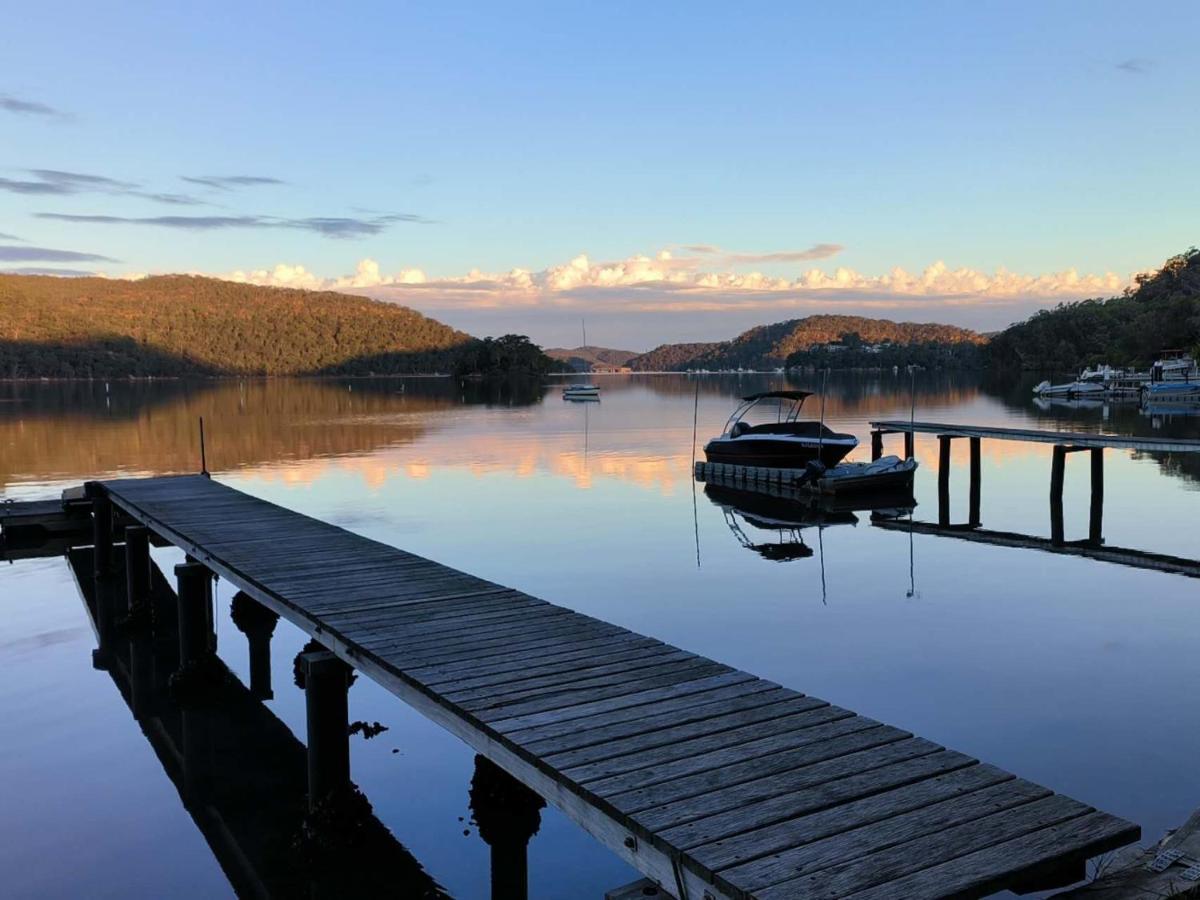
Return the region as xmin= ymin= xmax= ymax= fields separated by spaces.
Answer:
xmin=564 ymin=318 xmax=600 ymax=401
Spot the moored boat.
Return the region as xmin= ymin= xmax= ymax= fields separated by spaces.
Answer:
xmin=562 ymin=383 xmax=600 ymax=400
xmin=703 ymin=390 xmax=858 ymax=469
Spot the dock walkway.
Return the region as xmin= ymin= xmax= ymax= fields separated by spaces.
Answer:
xmin=869 ymin=420 xmax=1200 ymax=454
xmin=95 ymin=474 xmax=1138 ymax=899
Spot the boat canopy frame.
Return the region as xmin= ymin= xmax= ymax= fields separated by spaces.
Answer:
xmin=721 ymin=390 xmax=814 ymax=437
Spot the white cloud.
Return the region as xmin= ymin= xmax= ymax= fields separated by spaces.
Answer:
xmin=218 ymin=246 xmax=1128 ymax=315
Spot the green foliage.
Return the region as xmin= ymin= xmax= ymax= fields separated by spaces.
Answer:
xmin=987 ymin=248 xmax=1200 ymax=371
xmin=0 ymin=274 xmax=475 ymax=377
xmin=452 ymin=334 xmax=559 ymax=377
xmin=785 ymin=340 xmax=983 ymax=369
xmin=629 ymin=316 xmax=983 ymax=370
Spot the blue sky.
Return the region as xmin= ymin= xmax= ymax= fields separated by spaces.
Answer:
xmin=3 ymin=1 xmax=1198 ymax=348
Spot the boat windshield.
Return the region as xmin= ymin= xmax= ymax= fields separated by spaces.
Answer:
xmin=723 ymin=395 xmax=806 ymax=436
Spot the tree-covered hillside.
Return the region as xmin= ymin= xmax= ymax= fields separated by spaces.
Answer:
xmin=0 ymin=274 xmax=474 ymax=377
xmin=987 ymin=249 xmax=1200 ymax=370
xmin=629 ymin=316 xmax=983 ymax=370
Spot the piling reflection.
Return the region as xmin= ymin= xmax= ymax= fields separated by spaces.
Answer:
xmin=66 ymin=544 xmax=450 ymax=899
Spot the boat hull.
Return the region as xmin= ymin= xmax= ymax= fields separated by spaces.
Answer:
xmin=704 ymin=436 xmax=856 ymax=469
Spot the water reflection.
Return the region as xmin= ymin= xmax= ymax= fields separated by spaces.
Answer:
xmin=66 ymin=544 xmax=450 ymax=898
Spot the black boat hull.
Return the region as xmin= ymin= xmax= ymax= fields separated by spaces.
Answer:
xmin=703 ymin=436 xmax=856 ymax=469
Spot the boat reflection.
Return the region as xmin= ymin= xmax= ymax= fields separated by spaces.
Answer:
xmin=703 ymin=480 xmax=914 ymax=563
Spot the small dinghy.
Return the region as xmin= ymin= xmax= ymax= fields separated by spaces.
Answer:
xmin=809 ymin=454 xmax=918 ymax=495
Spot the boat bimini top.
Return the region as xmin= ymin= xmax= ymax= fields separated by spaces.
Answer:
xmin=721 ymin=390 xmax=815 ymax=437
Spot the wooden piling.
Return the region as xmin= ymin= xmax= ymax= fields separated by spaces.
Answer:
xmin=1050 ymin=445 xmax=1066 ymax=545
xmin=124 ymin=525 xmax=151 ymax=622
xmin=91 ymin=491 xmax=114 ymax=579
xmin=176 ymin=562 xmax=212 ymax=674
xmin=968 ymin=436 xmax=981 ymax=527
xmin=904 ymin=431 xmax=914 ymax=460
xmin=871 ymin=430 xmax=883 ymax=461
xmin=300 ymin=650 xmax=352 ymax=810
xmin=231 ymin=592 xmax=279 ymax=700
xmin=1089 ymin=448 xmax=1104 ymax=545
xmin=938 ymin=434 xmax=952 ymax=526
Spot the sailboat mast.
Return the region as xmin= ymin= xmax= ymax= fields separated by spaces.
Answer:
xmin=581 ymin=318 xmax=588 ymax=351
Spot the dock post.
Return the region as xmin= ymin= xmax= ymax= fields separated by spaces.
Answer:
xmin=904 ymin=431 xmax=914 ymax=460
xmin=871 ymin=430 xmax=883 ymax=461
xmin=968 ymin=437 xmax=981 ymax=527
xmin=938 ymin=435 xmax=952 ymax=526
xmin=1089 ymin=448 xmax=1104 ymax=545
xmin=90 ymin=488 xmax=114 ymax=580
xmin=175 ymin=562 xmax=214 ymax=679
xmin=231 ymin=591 xmax=279 ymax=700
xmin=124 ymin=526 xmax=151 ymax=627
xmin=1050 ymin=445 xmax=1066 ymax=545
xmin=300 ymin=650 xmax=352 ymax=811
xmin=470 ymin=754 xmax=546 ymax=900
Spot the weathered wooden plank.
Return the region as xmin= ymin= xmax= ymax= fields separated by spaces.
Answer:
xmin=508 ymin=680 xmax=786 ymax=750
xmin=540 ymin=696 xmax=811 ymax=763
xmin=413 ymin=634 xmax=666 ymax=686
xmin=610 ymin=725 xmax=910 ymax=814
xmin=585 ymin=712 xmax=876 ymax=799
xmin=551 ymin=695 xmax=832 ymax=777
xmin=630 ymin=737 xmax=944 ymax=831
xmin=434 ymin=642 xmax=681 ymax=695
xmin=712 ymin=772 xmax=1041 ymax=887
xmin=474 ymin=661 xmax=734 ymax=723
xmin=757 ymin=794 xmax=1091 ymax=898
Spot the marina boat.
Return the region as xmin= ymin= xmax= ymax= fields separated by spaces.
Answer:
xmin=1141 ymin=381 xmax=1200 ymax=404
xmin=703 ymin=390 xmax=859 ymax=469
xmin=562 ymin=383 xmax=600 ymax=400
xmin=1033 ymin=365 xmax=1129 ymax=398
xmin=1150 ymin=349 xmax=1199 ymax=382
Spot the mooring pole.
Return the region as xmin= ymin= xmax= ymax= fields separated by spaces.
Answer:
xmin=1089 ymin=448 xmax=1104 ymax=545
xmin=199 ymin=416 xmax=208 ymax=476
xmin=1050 ymin=445 xmax=1067 ymax=545
xmin=871 ymin=430 xmax=883 ymax=462
xmin=301 ymin=650 xmax=352 ymax=810
xmin=968 ymin=437 xmax=982 ymax=527
xmin=937 ymin=435 xmax=952 ymax=526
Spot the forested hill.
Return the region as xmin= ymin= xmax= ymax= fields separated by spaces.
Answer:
xmin=987 ymin=248 xmax=1200 ymax=370
xmin=629 ymin=316 xmax=983 ymax=370
xmin=0 ymin=274 xmax=475 ymax=377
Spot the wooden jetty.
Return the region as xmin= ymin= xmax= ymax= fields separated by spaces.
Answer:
xmin=79 ymin=474 xmax=1137 ymax=899
xmin=870 ymin=419 xmax=1200 ymax=545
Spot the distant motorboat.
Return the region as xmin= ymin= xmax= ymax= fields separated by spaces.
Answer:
xmin=1033 ymin=365 xmax=1125 ymax=398
xmin=1151 ymin=349 xmax=1199 ymax=382
xmin=562 ymin=383 xmax=600 ymax=400
xmin=1141 ymin=381 xmax=1200 ymax=404
xmin=704 ymin=390 xmax=858 ymax=469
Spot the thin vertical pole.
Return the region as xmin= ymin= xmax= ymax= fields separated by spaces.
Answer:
xmin=691 ymin=381 xmax=701 ymax=569
xmin=199 ymin=416 xmax=208 ymax=475
xmin=817 ymin=369 xmax=828 ymax=466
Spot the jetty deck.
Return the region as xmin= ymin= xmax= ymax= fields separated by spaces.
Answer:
xmin=91 ymin=474 xmax=1138 ymax=899
xmin=869 ymin=420 xmax=1200 ymax=453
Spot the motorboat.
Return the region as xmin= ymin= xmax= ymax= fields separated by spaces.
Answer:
xmin=704 ymin=390 xmax=858 ymax=469
xmin=1033 ymin=365 xmax=1127 ymax=398
xmin=1150 ymin=350 xmax=1199 ymax=382
xmin=562 ymin=383 xmax=600 ymax=400
xmin=1141 ymin=381 xmax=1200 ymax=404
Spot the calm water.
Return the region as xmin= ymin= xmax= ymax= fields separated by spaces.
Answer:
xmin=1 ymin=373 xmax=1198 ymax=898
